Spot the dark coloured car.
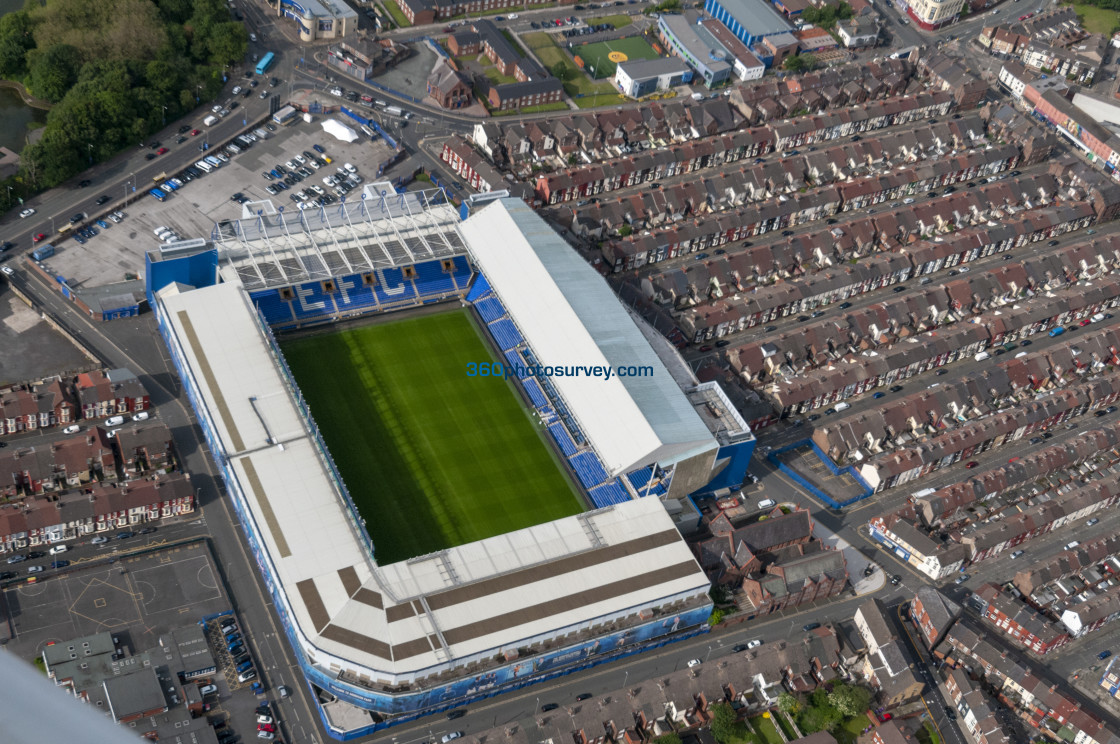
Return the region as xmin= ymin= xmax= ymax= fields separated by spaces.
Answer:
xmin=824 ymin=408 xmax=836 ymax=415
xmin=79 ymin=179 xmax=91 ymax=187
xmin=178 ymin=125 xmax=191 ymax=134
xmin=51 ymin=560 xmax=70 ymax=569
xmin=575 ymin=693 xmax=592 ymax=701
xmin=893 ymin=286 xmax=906 ymax=293
xmin=715 ymin=339 xmax=730 ymax=348
xmin=873 ymin=391 xmax=885 ymax=399
xmin=890 ymin=575 xmax=901 ymax=585
xmin=27 ymin=551 xmax=44 ymax=559
xmin=890 ymin=385 xmax=904 ymax=393
xmin=1099 ymin=650 xmax=1112 ymax=660
xmin=803 ymin=622 xmax=821 ymax=631
xmin=808 ymin=414 xmax=821 ymax=422
xmin=781 ymin=230 xmax=794 ymax=236
xmin=541 ymin=703 xmax=559 ymax=712
xmin=313 ymin=143 xmax=325 ymax=153
xmin=1021 ymin=339 xmax=1032 ymax=346
xmin=699 ymin=345 xmax=712 ymax=352
xmin=839 ymin=302 xmax=852 ymax=309
xmin=447 ymin=710 xmax=467 ymax=720
xmin=145 ymin=152 xmax=157 ymax=160
xmin=764 ymin=326 xmax=777 ymax=332
xmin=1048 ymin=240 xmax=1060 ymax=246
xmin=0 ymin=571 xmax=16 ymax=580
xmin=797 ymin=315 xmax=809 ymax=322
xmin=827 ymin=218 xmax=838 ymax=224
xmin=116 ymin=532 xmax=134 ymax=540
xmin=96 ymin=195 xmax=111 ymax=205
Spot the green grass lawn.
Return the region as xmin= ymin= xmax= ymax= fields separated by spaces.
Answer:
xmin=749 ymin=714 xmax=784 ymax=744
xmin=483 ymin=66 xmax=520 ymax=85
xmin=587 ymin=13 xmax=633 ymax=28
xmin=574 ymin=36 xmax=660 ymax=78
xmin=384 ymin=0 xmax=412 ymax=27
xmin=523 ymin=31 xmax=619 ymax=105
xmin=1069 ymin=2 xmax=1119 ymax=34
xmin=281 ymin=310 xmax=583 ymax=565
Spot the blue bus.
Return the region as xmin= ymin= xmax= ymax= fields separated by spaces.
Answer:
xmin=255 ymin=52 xmax=275 ymax=76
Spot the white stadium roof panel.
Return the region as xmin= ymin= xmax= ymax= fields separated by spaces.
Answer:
xmin=459 ymin=198 xmax=716 ymax=475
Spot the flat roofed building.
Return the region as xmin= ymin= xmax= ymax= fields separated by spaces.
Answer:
xmin=704 ymin=0 xmax=792 ymax=48
xmin=614 ymin=57 xmax=695 ymax=99
xmin=658 ymin=14 xmax=733 ymax=88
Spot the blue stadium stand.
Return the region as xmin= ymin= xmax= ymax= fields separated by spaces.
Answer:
xmin=570 ymin=451 xmax=609 ymax=490
xmin=505 ymin=350 xmax=521 ymax=369
xmin=548 ymin=422 xmax=578 ymax=457
xmin=488 ymin=318 xmax=523 ymax=352
xmin=588 ymin=481 xmax=631 ymax=508
xmin=466 ymin=274 xmax=492 ymax=302
xmin=523 ymin=378 xmax=549 ymax=410
xmin=625 ymin=467 xmax=653 ymax=493
xmin=476 ymin=297 xmax=507 ymax=324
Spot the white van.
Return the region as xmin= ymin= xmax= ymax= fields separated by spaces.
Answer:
xmin=203 ymin=115 xmax=218 ymax=126
xmin=1066 ymin=541 xmax=1081 ymax=550
xmin=834 ymin=402 xmax=850 ymax=412
xmin=974 ymin=351 xmax=990 ymax=362
xmin=105 ymin=415 xmax=125 ymax=427
xmin=1092 ymin=313 xmax=1106 ymax=323
xmin=195 ymin=160 xmax=214 ymax=173
xmin=757 ymin=499 xmax=776 ymax=510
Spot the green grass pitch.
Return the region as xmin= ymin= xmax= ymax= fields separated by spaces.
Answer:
xmin=280 ymin=310 xmax=584 ymax=565
xmin=576 ymin=36 xmax=660 ymax=78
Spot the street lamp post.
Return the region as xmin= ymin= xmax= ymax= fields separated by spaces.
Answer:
xmin=5 ymin=185 xmax=10 ymax=209
xmin=162 ymin=105 xmax=167 ymax=126
xmin=196 ymin=84 xmax=202 ymax=103
xmin=87 ymin=143 xmax=93 ymax=165
xmin=705 ymin=644 xmax=713 ymax=662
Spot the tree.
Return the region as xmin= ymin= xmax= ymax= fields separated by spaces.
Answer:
xmin=798 ymin=704 xmax=842 ymax=733
xmin=777 ymin=692 xmax=802 ymax=717
xmin=783 ymin=55 xmax=808 ymax=73
xmin=709 ymin=702 xmax=757 ymax=744
xmin=0 ymin=11 xmax=35 ymax=78
xmin=708 ymin=608 xmax=726 ymax=626
xmin=551 ymin=61 xmax=573 ymax=82
xmin=618 ymin=224 xmax=633 ymax=237
xmin=654 ymin=734 xmax=683 ymax=744
xmin=206 ymin=21 xmax=248 ymax=66
xmin=29 ymin=44 xmax=82 ymax=103
xmin=827 ymin=683 xmax=873 ymax=717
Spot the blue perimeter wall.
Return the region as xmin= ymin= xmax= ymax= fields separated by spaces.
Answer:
xmin=766 ymin=439 xmax=872 ymax=509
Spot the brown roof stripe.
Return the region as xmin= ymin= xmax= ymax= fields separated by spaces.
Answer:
xmin=242 ymin=459 xmax=291 ymax=558
xmin=392 ymin=636 xmax=434 ymax=661
xmin=434 ymin=560 xmax=700 ymax=651
xmin=322 ymin=624 xmax=391 ymax=660
xmin=422 ymin=529 xmax=682 ymax=613
xmin=386 ymin=603 xmax=415 ymax=623
xmin=175 ymin=310 xmax=245 ymax=452
xmin=354 ymin=587 xmax=384 ymax=609
xmin=297 ymin=579 xmax=331 ymax=633
xmin=338 ymin=566 xmax=362 ymax=596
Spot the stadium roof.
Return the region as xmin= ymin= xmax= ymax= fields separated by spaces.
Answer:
xmin=459 ymin=198 xmax=717 ymax=476
xmin=155 ymin=280 xmax=710 ymax=679
xmin=714 ymin=0 xmax=792 ymax=38
xmin=214 ymin=186 xmax=465 ymax=291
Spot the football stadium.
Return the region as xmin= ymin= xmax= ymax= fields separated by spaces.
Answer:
xmin=146 ymin=187 xmax=756 ymax=739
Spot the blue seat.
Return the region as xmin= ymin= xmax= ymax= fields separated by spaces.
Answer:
xmin=475 ymin=297 xmax=507 ymax=324
xmin=570 ymin=451 xmax=609 ymax=489
xmin=488 ymin=318 xmax=522 ymax=351
xmin=589 ymin=481 xmax=630 ymax=508
xmin=548 ymin=422 xmax=577 ymax=457
xmin=523 ymin=378 xmax=549 ymax=409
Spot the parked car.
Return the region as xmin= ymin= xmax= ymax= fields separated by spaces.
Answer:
xmin=803 ymin=623 xmax=821 ymax=631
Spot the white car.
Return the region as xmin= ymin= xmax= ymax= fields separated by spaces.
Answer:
xmin=1 ymin=266 xmax=13 ymax=278
xmin=747 ymin=639 xmax=762 ymax=649
xmin=91 ymin=536 xmax=109 ymax=545
xmin=199 ymin=684 xmax=218 ymax=696
xmin=132 ymin=411 xmax=149 ymax=422
xmin=232 ymin=86 xmax=242 ymax=95
xmin=441 ymin=733 xmax=462 ymax=743
xmin=508 ymin=12 xmax=518 ymax=18
xmin=256 ymin=714 xmax=273 ymax=724
xmin=256 ymin=733 xmax=274 ymax=741
xmin=343 ymin=162 xmax=357 ymax=174
xmin=19 ymin=208 xmax=35 ymax=218
xmin=48 ymin=544 xmax=68 ymax=555
xmin=211 ymin=104 xmax=222 ymax=114
xmin=293 ymin=154 xmax=306 ymax=164
xmin=63 ymin=425 xmax=81 ymax=434
xmin=687 ymin=658 xmax=701 ymax=668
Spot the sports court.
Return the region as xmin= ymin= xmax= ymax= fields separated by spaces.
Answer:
xmin=575 ymin=36 xmax=660 ymax=78
xmin=0 ymin=541 xmax=227 ymax=656
xmin=280 ymin=309 xmax=583 ymax=565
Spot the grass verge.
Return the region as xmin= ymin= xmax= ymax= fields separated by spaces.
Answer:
xmin=384 ymin=0 xmax=412 ymax=27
